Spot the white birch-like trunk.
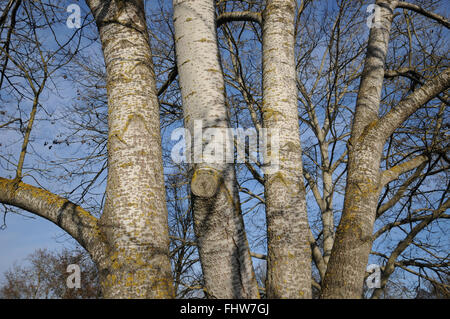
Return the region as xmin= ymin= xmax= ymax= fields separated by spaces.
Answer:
xmin=172 ymin=0 xmax=259 ymax=298
xmin=262 ymin=0 xmax=312 ymax=298
xmin=87 ymin=0 xmax=174 ymax=298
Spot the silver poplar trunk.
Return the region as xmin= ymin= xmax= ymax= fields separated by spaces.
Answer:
xmin=262 ymin=0 xmax=312 ymax=298
xmin=87 ymin=0 xmax=174 ymax=298
xmin=172 ymin=0 xmax=259 ymax=298
xmin=321 ymin=1 xmax=394 ymax=299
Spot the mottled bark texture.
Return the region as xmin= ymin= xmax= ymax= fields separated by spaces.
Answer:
xmin=321 ymin=0 xmax=450 ymax=299
xmin=86 ymin=0 xmax=174 ymax=298
xmin=262 ymin=0 xmax=311 ymax=298
xmin=173 ymin=0 xmax=259 ymax=298
xmin=0 ymin=177 xmax=108 ymax=271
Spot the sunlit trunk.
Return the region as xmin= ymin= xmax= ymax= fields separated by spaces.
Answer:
xmin=262 ymin=0 xmax=311 ymax=298
xmin=172 ymin=0 xmax=259 ymax=298
xmin=87 ymin=0 xmax=174 ymax=298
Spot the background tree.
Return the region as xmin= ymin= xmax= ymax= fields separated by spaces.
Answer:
xmin=0 ymin=247 xmax=100 ymax=299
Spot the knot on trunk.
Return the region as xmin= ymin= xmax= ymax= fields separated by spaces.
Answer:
xmin=190 ymin=167 xmax=221 ymax=198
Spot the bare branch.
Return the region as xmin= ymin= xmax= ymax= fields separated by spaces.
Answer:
xmin=216 ymin=11 xmax=262 ymax=28
xmin=379 ymin=154 xmax=428 ymax=188
xmin=384 ymin=67 xmax=421 ymax=81
xmin=0 ymin=0 xmax=15 ymax=27
xmin=371 ymin=198 xmax=450 ymax=298
xmin=157 ymin=66 xmax=178 ymax=97
xmin=250 ymin=252 xmax=266 ymax=260
xmin=309 ymin=230 xmax=326 ymax=281
xmin=0 ymin=118 xmax=21 ymax=129
xmin=377 ymin=161 xmax=427 ymax=218
xmin=376 ymin=67 xmax=450 ymax=142
xmin=373 ymin=212 xmax=450 ymax=239
xmin=303 ymin=170 xmax=325 ymax=212
xmin=0 ymin=177 xmax=105 ymax=257
xmin=396 ymin=2 xmax=450 ymax=29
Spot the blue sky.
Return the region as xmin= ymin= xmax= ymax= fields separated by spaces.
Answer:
xmin=0 ymin=0 xmax=93 ymax=277
xmin=0 ymin=213 xmax=72 ymax=274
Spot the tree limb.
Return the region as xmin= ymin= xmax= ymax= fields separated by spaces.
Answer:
xmin=157 ymin=66 xmax=177 ymax=97
xmin=371 ymin=198 xmax=450 ymax=298
xmin=216 ymin=11 xmax=262 ymax=28
xmin=250 ymin=252 xmax=266 ymax=260
xmin=309 ymin=230 xmax=327 ymax=281
xmin=0 ymin=177 xmax=105 ymax=258
xmin=0 ymin=0 xmax=15 ymax=27
xmin=384 ymin=68 xmax=450 ymax=106
xmin=376 ymin=67 xmax=450 ymax=142
xmin=303 ymin=170 xmax=325 ymax=212
xmin=377 ymin=161 xmax=427 ymax=218
xmin=384 ymin=67 xmax=422 ymax=81
xmin=373 ymin=212 xmax=450 ymax=239
xmin=396 ymin=2 xmax=450 ymax=29
xmin=379 ymin=154 xmax=428 ymax=188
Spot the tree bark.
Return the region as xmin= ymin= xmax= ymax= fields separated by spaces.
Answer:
xmin=172 ymin=0 xmax=259 ymax=298
xmin=321 ymin=1 xmax=396 ymax=299
xmin=321 ymin=0 xmax=450 ymax=299
xmin=0 ymin=177 xmax=107 ymax=269
xmin=86 ymin=0 xmax=174 ymax=298
xmin=262 ymin=0 xmax=311 ymax=298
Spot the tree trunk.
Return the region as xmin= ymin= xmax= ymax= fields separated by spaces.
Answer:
xmin=321 ymin=0 xmax=450 ymax=298
xmin=172 ymin=0 xmax=259 ymax=298
xmin=322 ymin=170 xmax=334 ymax=265
xmin=262 ymin=0 xmax=311 ymax=298
xmin=87 ymin=0 xmax=174 ymax=298
xmin=320 ymin=0 xmax=395 ymax=299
